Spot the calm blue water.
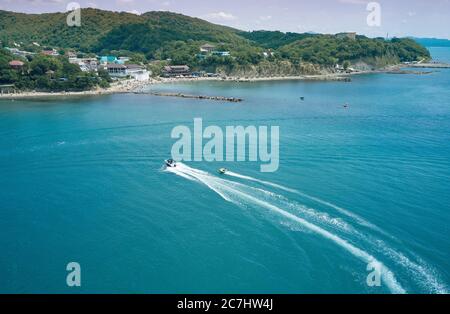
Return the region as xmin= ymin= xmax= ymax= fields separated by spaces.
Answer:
xmin=429 ymin=46 xmax=450 ymax=63
xmin=1 ymin=50 xmax=449 ymax=294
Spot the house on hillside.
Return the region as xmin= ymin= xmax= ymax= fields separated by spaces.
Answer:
xmin=162 ymin=65 xmax=191 ymax=77
xmin=42 ymin=48 xmax=59 ymax=56
xmin=69 ymin=57 xmax=98 ymax=72
xmin=67 ymin=51 xmax=77 ymax=59
xmin=200 ymin=44 xmax=216 ymax=53
xmin=5 ymin=47 xmax=35 ymax=58
xmin=82 ymin=59 xmax=98 ymax=72
xmin=9 ymin=60 xmax=25 ymax=70
xmin=104 ymin=63 xmax=127 ymax=77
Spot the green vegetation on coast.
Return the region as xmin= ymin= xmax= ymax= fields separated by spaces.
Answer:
xmin=0 ymin=8 xmax=431 ymax=91
xmin=0 ymin=49 xmax=111 ymax=92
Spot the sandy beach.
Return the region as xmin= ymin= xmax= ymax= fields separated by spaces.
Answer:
xmin=0 ymin=79 xmax=156 ymax=99
xmin=0 ymin=66 xmax=419 ymax=100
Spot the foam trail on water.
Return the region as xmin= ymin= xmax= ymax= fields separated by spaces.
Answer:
xmin=168 ymin=163 xmax=406 ymax=294
xmin=229 ymin=178 xmax=448 ymax=294
xmin=166 ymin=165 xmax=231 ymax=201
xmin=236 ymin=179 xmax=448 ymax=293
xmin=247 ymin=186 xmax=354 ymax=233
xmin=165 ymin=168 xmax=198 ymax=182
xmin=167 ymin=163 xmax=449 ymax=294
xmin=175 ymin=165 xmax=353 ymax=233
xmin=373 ymin=240 xmax=448 ymax=294
xmin=225 ymin=171 xmax=384 ymax=233
xmin=226 ymin=186 xmax=406 ymax=294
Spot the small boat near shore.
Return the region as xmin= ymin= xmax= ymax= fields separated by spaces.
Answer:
xmin=218 ymin=168 xmax=227 ymax=174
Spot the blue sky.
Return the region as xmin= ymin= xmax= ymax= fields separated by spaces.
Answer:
xmin=0 ymin=0 xmax=449 ymax=39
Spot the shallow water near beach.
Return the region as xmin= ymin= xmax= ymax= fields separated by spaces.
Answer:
xmin=0 ymin=48 xmax=449 ymax=293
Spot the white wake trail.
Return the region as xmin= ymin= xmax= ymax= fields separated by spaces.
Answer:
xmin=167 ymin=163 xmax=406 ymax=294
xmin=166 ymin=163 xmax=449 ymax=294
xmin=176 ymin=165 xmax=354 ymax=233
xmin=225 ymin=177 xmax=448 ymax=293
xmin=225 ymin=171 xmax=384 ymax=233
xmin=166 ymin=164 xmax=231 ymax=201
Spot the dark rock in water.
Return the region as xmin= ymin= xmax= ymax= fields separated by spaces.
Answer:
xmin=141 ymin=91 xmax=243 ymax=102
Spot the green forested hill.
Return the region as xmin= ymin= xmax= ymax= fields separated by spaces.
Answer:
xmin=239 ymin=30 xmax=315 ymax=49
xmin=93 ymin=11 xmax=255 ymax=57
xmin=0 ymin=9 xmax=149 ymax=50
xmin=0 ymin=8 xmax=430 ymax=74
xmin=0 ymin=9 xmax=247 ymax=52
xmin=142 ymin=11 xmax=242 ymax=43
xmin=278 ymin=35 xmax=430 ymax=65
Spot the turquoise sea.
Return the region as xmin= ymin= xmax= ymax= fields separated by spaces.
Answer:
xmin=0 ymin=48 xmax=449 ymax=293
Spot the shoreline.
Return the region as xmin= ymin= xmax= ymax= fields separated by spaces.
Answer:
xmin=155 ymin=73 xmax=352 ymax=84
xmin=0 ymin=66 xmax=428 ymax=100
xmin=0 ymin=79 xmax=152 ymax=100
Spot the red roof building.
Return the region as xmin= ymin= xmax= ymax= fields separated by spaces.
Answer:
xmin=9 ymin=60 xmax=25 ymax=69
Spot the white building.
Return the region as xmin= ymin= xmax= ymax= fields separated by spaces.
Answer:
xmin=5 ymin=47 xmax=35 ymax=58
xmin=125 ymin=64 xmax=150 ymax=81
xmin=69 ymin=57 xmax=98 ymax=72
xmin=103 ymin=63 xmax=150 ymax=80
xmin=118 ymin=57 xmax=130 ymax=63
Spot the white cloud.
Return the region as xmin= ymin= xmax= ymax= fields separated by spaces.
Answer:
xmin=203 ymin=11 xmax=237 ymax=21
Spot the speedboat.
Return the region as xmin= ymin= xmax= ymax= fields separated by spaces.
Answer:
xmin=165 ymin=159 xmax=177 ymax=168
xmin=218 ymin=168 xmax=227 ymax=174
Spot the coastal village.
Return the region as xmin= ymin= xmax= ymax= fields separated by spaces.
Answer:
xmin=0 ymin=31 xmax=443 ymax=98
xmin=0 ymin=39 xmax=290 ymax=97
xmin=2 ymin=42 xmax=235 ymax=80
xmin=0 ymin=37 xmax=353 ymax=97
